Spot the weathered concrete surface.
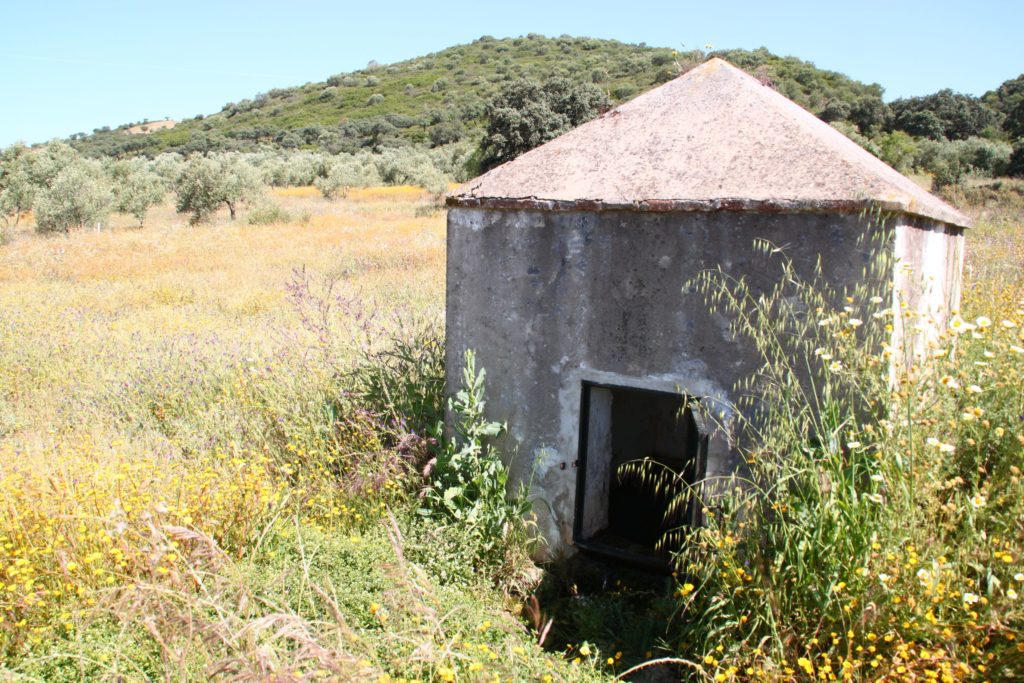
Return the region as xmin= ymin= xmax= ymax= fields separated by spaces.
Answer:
xmin=449 ymin=58 xmax=970 ymax=230
xmin=447 ymin=208 xmax=966 ymax=557
xmin=893 ymin=218 xmax=966 ymax=362
xmin=443 ymin=57 xmax=969 ymax=559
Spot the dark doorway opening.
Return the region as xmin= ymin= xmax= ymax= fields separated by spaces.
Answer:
xmin=574 ymin=382 xmax=707 ymax=568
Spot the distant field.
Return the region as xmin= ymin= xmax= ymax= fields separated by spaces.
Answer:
xmin=0 ymin=186 xmax=445 ymax=448
xmin=124 ymin=119 xmax=177 ymax=135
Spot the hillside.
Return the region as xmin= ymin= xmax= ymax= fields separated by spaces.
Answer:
xmin=69 ymin=35 xmax=890 ymax=158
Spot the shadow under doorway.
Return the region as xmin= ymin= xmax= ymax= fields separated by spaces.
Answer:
xmin=574 ymin=382 xmax=708 ymax=570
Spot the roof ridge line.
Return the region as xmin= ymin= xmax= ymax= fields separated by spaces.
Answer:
xmin=450 ymin=58 xmax=972 ymax=229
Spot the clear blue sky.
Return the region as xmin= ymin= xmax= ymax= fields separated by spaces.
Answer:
xmin=2 ymin=0 xmax=1021 ymax=147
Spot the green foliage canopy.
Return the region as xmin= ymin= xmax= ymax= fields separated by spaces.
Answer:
xmin=480 ymin=76 xmax=609 ymax=169
xmin=173 ymin=155 xmax=262 ymax=225
xmin=0 ymin=144 xmax=36 ymax=227
xmin=109 ymin=159 xmax=166 ymax=226
xmin=34 ymin=160 xmax=112 ymax=233
xmin=983 ymin=74 xmax=1024 ymax=139
xmin=889 ymin=89 xmax=1001 ymax=141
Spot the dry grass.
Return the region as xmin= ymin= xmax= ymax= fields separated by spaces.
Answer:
xmin=124 ymin=120 xmax=177 ymax=135
xmin=0 ymin=187 xmax=445 ymax=447
xmin=0 ymin=188 xmax=605 ymax=682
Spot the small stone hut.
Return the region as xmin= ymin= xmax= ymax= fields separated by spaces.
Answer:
xmin=445 ymin=58 xmax=970 ymax=562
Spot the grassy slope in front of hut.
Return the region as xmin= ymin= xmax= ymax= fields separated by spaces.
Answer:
xmin=0 ymin=181 xmax=1022 ymax=680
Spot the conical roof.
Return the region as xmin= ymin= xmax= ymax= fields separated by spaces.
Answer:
xmin=449 ymin=58 xmax=970 ymax=228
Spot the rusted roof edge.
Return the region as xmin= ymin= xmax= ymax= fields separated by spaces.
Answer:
xmin=445 ymin=195 xmax=972 ymax=229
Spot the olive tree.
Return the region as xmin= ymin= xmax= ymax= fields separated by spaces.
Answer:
xmin=110 ymin=159 xmax=166 ymax=226
xmin=174 ymin=156 xmax=222 ymax=225
xmin=3 ymin=141 xmax=115 ymax=233
xmin=280 ymin=152 xmax=329 ymax=187
xmin=218 ymin=155 xmax=264 ymax=220
xmin=34 ymin=159 xmax=113 ymax=233
xmin=314 ymin=155 xmax=381 ymax=199
xmin=174 ymin=154 xmax=263 ymax=225
xmin=152 ymin=153 xmax=185 ymax=184
xmin=30 ymin=141 xmax=80 ymax=187
xmin=0 ymin=144 xmax=36 ymax=228
xmin=374 ymin=148 xmax=448 ymax=195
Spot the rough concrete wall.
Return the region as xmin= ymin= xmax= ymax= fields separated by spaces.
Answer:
xmin=445 ymin=208 xmax=895 ymax=556
xmin=892 ymin=219 xmax=966 ymax=364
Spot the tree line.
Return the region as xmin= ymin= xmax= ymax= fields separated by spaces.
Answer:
xmin=0 ymin=142 xmax=468 ymax=236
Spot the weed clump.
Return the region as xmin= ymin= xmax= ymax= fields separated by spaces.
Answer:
xmin=643 ymin=235 xmax=1024 ymax=680
xmin=246 ymin=200 xmax=291 ymax=225
xmin=422 ymin=351 xmax=537 ymax=591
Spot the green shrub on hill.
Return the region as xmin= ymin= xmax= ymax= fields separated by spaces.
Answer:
xmin=1009 ymin=141 xmax=1024 ymax=177
xmin=66 ymin=36 xmax=941 ymax=162
xmin=480 ymin=77 xmax=609 ymax=169
xmin=876 ymin=130 xmax=918 ymax=172
xmin=982 ymin=73 xmax=1024 ymax=138
xmin=890 ymin=89 xmax=1001 ymax=141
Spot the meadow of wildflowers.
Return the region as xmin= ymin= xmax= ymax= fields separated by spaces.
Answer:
xmin=0 ymin=189 xmax=602 ymax=681
xmin=0 ymin=180 xmax=1021 ymax=681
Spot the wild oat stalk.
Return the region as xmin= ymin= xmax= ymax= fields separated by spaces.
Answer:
xmin=637 ymin=226 xmax=900 ymax=657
